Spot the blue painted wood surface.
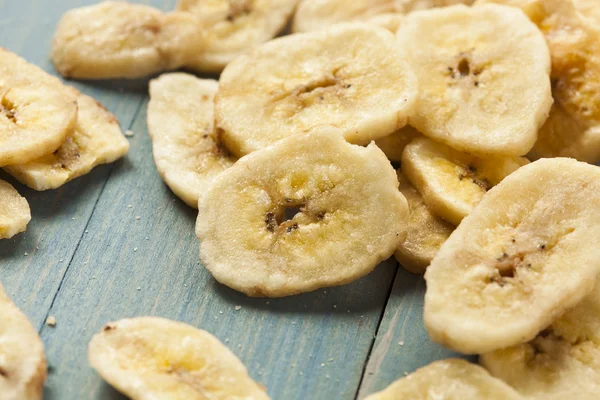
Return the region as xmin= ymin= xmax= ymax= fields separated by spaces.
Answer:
xmin=0 ymin=1 xmax=465 ymax=399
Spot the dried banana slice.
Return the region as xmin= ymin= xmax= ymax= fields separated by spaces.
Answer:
xmin=292 ymin=0 xmax=474 ymax=33
xmin=0 ymin=49 xmax=77 ymax=166
xmin=0 ymin=180 xmax=31 ymax=239
xmin=215 ymin=23 xmax=417 ymax=157
xmin=365 ymin=13 xmax=404 ymax=33
xmin=575 ymin=0 xmax=600 ymax=24
xmin=178 ymin=0 xmax=299 ymax=73
xmin=424 ymin=158 xmax=600 ymax=354
xmin=396 ymin=4 xmax=552 ymax=156
xmin=0 ymin=283 xmax=47 ymax=400
xmin=402 ymin=137 xmax=528 ymax=225
xmin=51 ymin=1 xmax=204 ymax=79
xmin=374 ymin=126 xmax=420 ymax=163
xmin=395 ymin=170 xmax=454 ymax=274
xmin=4 ymin=87 xmax=129 ymax=191
xmin=148 ymin=73 xmax=234 ymax=208
xmin=481 ymin=0 xmax=600 ymax=163
xmin=364 ymin=359 xmax=523 ymax=400
xmin=481 ymin=280 xmax=600 ymax=399
xmin=196 ymin=127 xmax=409 ymax=297
xmin=89 ymin=317 xmax=269 ymax=400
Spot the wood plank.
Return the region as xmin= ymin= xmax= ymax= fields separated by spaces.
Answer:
xmin=40 ymin=101 xmax=399 ymax=399
xmin=356 ymin=268 xmax=474 ymax=398
xmin=0 ymin=0 xmax=147 ymax=329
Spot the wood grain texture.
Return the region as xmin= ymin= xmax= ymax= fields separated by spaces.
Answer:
xmin=356 ymin=268 xmax=474 ymax=398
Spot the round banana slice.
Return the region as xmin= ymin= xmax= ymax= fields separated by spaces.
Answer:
xmin=51 ymin=1 xmax=204 ymax=79
xmin=364 ymin=359 xmax=523 ymax=400
xmin=292 ymin=0 xmax=474 ymax=33
xmin=374 ymin=126 xmax=420 ymax=163
xmin=402 ymin=137 xmax=528 ymax=226
xmin=4 ymin=87 xmax=129 ymax=191
xmin=0 ymin=49 xmax=77 ymax=166
xmin=148 ymin=73 xmax=235 ymax=208
xmin=424 ymin=158 xmax=600 ymax=355
xmin=396 ymin=4 xmax=552 ymax=156
xmin=481 ymin=280 xmax=600 ymax=399
xmin=0 ymin=180 xmax=31 ymax=240
xmin=395 ymin=170 xmax=454 ymax=275
xmin=177 ymin=0 xmax=299 ymax=73
xmin=0 ymin=283 xmax=47 ymax=400
xmin=88 ymin=317 xmax=269 ymax=400
xmin=215 ymin=23 xmax=418 ymax=157
xmin=196 ymin=127 xmax=409 ymax=297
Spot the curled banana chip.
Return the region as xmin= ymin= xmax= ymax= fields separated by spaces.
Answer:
xmin=0 ymin=180 xmax=30 ymax=240
xmin=178 ymin=0 xmax=299 ymax=73
xmin=215 ymin=23 xmax=417 ymax=157
xmin=481 ymin=280 xmax=600 ymax=399
xmin=425 ymin=158 xmax=600 ymax=354
xmin=492 ymin=0 xmax=600 ymax=163
xmin=148 ymin=73 xmax=234 ymax=208
xmin=196 ymin=127 xmax=409 ymax=297
xmin=395 ymin=170 xmax=454 ymax=275
xmin=0 ymin=48 xmax=77 ymax=166
xmin=364 ymin=359 xmax=523 ymax=400
xmin=396 ymin=4 xmax=552 ymax=156
xmin=402 ymin=137 xmax=528 ymax=225
xmin=0 ymin=283 xmax=47 ymax=400
xmin=374 ymin=126 xmax=420 ymax=163
xmin=4 ymin=87 xmax=129 ymax=190
xmin=292 ymin=0 xmax=474 ymax=33
xmin=51 ymin=1 xmax=204 ymax=79
xmin=89 ymin=317 xmax=269 ymax=400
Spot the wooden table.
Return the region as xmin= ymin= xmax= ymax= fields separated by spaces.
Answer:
xmin=0 ymin=1 xmax=466 ymax=398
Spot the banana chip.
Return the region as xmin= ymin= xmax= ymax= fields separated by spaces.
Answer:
xmin=0 ymin=180 xmax=31 ymax=240
xmin=148 ymin=73 xmax=234 ymax=208
xmin=481 ymin=280 xmax=600 ymax=399
xmin=364 ymin=13 xmax=404 ymax=33
xmin=402 ymin=137 xmax=528 ymax=225
xmin=51 ymin=1 xmax=204 ymax=79
xmin=480 ymin=0 xmax=600 ymax=163
xmin=396 ymin=4 xmax=552 ymax=156
xmin=574 ymin=0 xmax=600 ymax=24
xmin=0 ymin=48 xmax=77 ymax=166
xmin=178 ymin=0 xmax=299 ymax=73
xmin=215 ymin=23 xmax=417 ymax=157
xmin=364 ymin=359 xmax=523 ymax=400
xmin=196 ymin=127 xmax=409 ymax=297
xmin=89 ymin=317 xmax=269 ymax=400
xmin=395 ymin=170 xmax=454 ymax=274
xmin=425 ymin=158 xmax=600 ymax=354
xmin=292 ymin=0 xmax=474 ymax=33
xmin=0 ymin=283 xmax=47 ymax=400
xmin=374 ymin=126 xmax=420 ymax=163
xmin=4 ymin=87 xmax=129 ymax=190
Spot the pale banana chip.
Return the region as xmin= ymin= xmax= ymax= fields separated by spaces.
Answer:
xmin=0 ymin=48 xmax=77 ymax=166
xmin=574 ymin=0 xmax=600 ymax=24
xmin=395 ymin=170 xmax=454 ymax=274
xmin=178 ymin=0 xmax=299 ymax=73
xmin=196 ymin=127 xmax=409 ymax=297
xmin=481 ymin=280 xmax=600 ymax=399
xmin=292 ymin=0 xmax=474 ymax=33
xmin=425 ymin=158 xmax=600 ymax=354
xmin=0 ymin=283 xmax=47 ymax=400
xmin=0 ymin=180 xmax=31 ymax=239
xmin=374 ymin=126 xmax=420 ymax=163
xmin=4 ymin=87 xmax=129 ymax=191
xmin=364 ymin=13 xmax=404 ymax=33
xmin=402 ymin=137 xmax=528 ymax=225
xmin=215 ymin=23 xmax=417 ymax=157
xmin=364 ymin=359 xmax=523 ymax=400
xmin=51 ymin=1 xmax=204 ymax=79
xmin=89 ymin=317 xmax=269 ymax=400
xmin=148 ymin=73 xmax=234 ymax=208
xmin=479 ymin=0 xmax=600 ymax=163
xmin=396 ymin=4 xmax=552 ymax=156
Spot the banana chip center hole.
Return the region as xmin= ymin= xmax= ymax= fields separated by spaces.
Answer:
xmin=457 ymin=58 xmax=470 ymax=77
xmin=227 ymin=0 xmax=253 ymax=22
xmin=0 ymin=97 xmax=16 ymax=123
